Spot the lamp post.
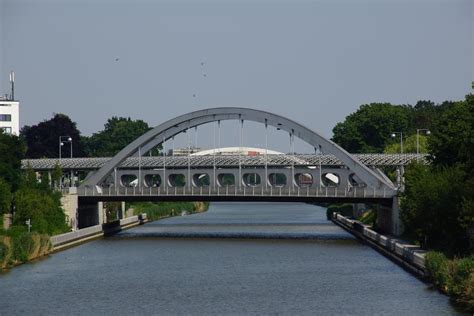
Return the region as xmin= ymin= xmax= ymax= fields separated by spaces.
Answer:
xmin=59 ymin=136 xmax=73 ymax=187
xmin=391 ymin=132 xmax=403 ymax=154
xmin=416 ymin=129 xmax=431 ymax=155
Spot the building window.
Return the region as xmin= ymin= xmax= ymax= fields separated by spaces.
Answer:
xmin=0 ymin=114 xmax=11 ymax=121
xmin=1 ymin=127 xmax=12 ymax=134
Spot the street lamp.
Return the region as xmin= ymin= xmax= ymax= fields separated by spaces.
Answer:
xmin=416 ymin=129 xmax=431 ymax=155
xmin=59 ymin=136 xmax=73 ymax=159
xmin=59 ymin=136 xmax=73 ymax=187
xmin=391 ymin=132 xmax=403 ymax=153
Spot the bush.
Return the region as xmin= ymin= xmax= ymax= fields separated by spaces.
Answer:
xmin=0 ymin=227 xmax=51 ymax=266
xmin=425 ymin=251 xmax=474 ymax=312
xmin=11 ymin=233 xmax=35 ymax=263
xmin=0 ymin=240 xmax=8 ymax=263
xmin=425 ymin=252 xmax=450 ymax=290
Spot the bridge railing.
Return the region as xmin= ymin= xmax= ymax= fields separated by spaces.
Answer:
xmin=77 ymin=184 xmax=395 ymax=199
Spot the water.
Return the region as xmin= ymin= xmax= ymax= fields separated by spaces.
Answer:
xmin=0 ymin=202 xmax=461 ymax=315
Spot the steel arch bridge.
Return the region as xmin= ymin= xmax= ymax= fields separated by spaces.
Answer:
xmin=62 ymin=107 xmax=406 ymax=203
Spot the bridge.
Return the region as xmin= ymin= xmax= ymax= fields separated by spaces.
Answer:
xmin=25 ymin=107 xmax=423 ymax=235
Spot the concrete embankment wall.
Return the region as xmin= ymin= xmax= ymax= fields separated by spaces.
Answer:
xmin=332 ymin=213 xmax=426 ymax=278
xmin=51 ymin=214 xmax=147 ymax=251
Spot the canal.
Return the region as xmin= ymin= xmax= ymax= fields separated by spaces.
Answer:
xmin=0 ymin=203 xmax=461 ymax=315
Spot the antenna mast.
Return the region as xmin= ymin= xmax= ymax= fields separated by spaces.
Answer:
xmin=9 ymin=71 xmax=14 ymax=100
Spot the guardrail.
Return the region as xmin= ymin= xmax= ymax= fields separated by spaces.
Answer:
xmin=333 ymin=213 xmax=426 ymax=272
xmin=79 ymin=185 xmax=396 ymax=199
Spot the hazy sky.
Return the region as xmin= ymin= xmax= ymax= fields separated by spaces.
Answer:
xmin=0 ymin=0 xmax=472 ymax=153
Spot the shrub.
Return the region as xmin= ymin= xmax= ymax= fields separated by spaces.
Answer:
xmin=425 ymin=251 xmax=474 ymax=312
xmin=425 ymin=251 xmax=450 ymax=290
xmin=0 ymin=240 xmax=8 ymax=264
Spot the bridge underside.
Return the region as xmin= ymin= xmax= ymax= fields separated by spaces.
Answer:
xmin=78 ymin=195 xmax=393 ymax=206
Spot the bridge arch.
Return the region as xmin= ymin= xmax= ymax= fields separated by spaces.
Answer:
xmin=81 ymin=107 xmax=395 ymax=191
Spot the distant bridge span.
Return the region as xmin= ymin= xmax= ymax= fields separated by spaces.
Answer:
xmin=78 ymin=107 xmax=397 ymax=192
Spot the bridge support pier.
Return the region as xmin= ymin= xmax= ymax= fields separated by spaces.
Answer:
xmin=77 ymin=200 xmax=104 ymax=229
xmin=376 ymin=196 xmax=403 ymax=236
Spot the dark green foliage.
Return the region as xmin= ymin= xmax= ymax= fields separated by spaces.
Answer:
xmin=11 ymin=232 xmax=34 ymax=262
xmin=129 ymin=201 xmax=208 ymax=221
xmin=359 ymin=210 xmax=377 ymax=226
xmin=0 ymin=178 xmax=12 ymax=214
xmin=332 ymin=103 xmax=410 ymax=153
xmin=332 ymin=100 xmax=448 ymax=153
xmin=104 ymin=202 xmax=122 ymax=222
xmin=0 ymin=130 xmax=26 ymax=191
xmin=0 ymin=229 xmax=52 ymax=266
xmin=401 ymin=163 xmax=471 ymax=255
xmin=428 ymin=95 xmax=474 ymax=171
xmin=13 ymin=187 xmax=69 ymax=236
xmin=0 ymin=241 xmax=7 ymax=263
xmin=20 ymin=113 xmax=85 ymax=158
xmin=425 ymin=251 xmax=474 ymax=312
xmin=401 ymin=95 xmax=474 ymax=255
xmin=83 ymin=117 xmax=155 ymax=157
xmin=326 ymin=204 xmax=353 ymax=220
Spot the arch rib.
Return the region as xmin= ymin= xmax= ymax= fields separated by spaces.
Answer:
xmin=80 ymin=107 xmax=396 ymax=192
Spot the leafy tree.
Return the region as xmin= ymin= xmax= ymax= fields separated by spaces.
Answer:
xmin=428 ymin=95 xmax=474 ymax=171
xmin=14 ymin=187 xmax=69 ymax=235
xmin=21 ymin=113 xmax=85 ymax=158
xmin=384 ymin=134 xmax=429 ymax=154
xmin=51 ymin=163 xmax=62 ymax=189
xmin=332 ymin=103 xmax=411 ymax=153
xmin=401 ymin=94 xmax=474 ymax=255
xmin=331 ymin=100 xmax=446 ymax=153
xmin=83 ymin=117 xmax=155 ymax=157
xmin=401 ymin=163 xmax=472 ymax=255
xmin=0 ymin=130 xmax=26 ymax=191
xmin=0 ymin=178 xmax=12 ymax=214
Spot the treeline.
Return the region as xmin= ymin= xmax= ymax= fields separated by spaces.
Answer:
xmin=332 ymin=95 xmax=473 ymax=254
xmin=21 ymin=115 xmax=155 ymax=158
xmin=332 ymin=100 xmax=451 ymax=153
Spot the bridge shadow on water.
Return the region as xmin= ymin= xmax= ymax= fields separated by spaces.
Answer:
xmin=112 ymin=202 xmax=356 ymax=241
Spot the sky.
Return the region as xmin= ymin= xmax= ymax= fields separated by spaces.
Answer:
xmin=0 ymin=0 xmax=472 ymax=153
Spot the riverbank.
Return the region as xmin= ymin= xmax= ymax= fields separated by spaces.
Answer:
xmin=331 ymin=213 xmax=427 ymax=277
xmin=332 ymin=212 xmax=474 ymax=313
xmin=0 ymin=230 xmax=51 ymax=269
xmin=425 ymin=251 xmax=474 ymax=312
xmin=129 ymin=201 xmax=209 ymax=221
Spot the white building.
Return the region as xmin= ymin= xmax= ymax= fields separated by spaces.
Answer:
xmin=0 ymin=97 xmax=19 ymax=135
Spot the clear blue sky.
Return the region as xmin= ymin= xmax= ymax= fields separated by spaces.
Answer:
xmin=0 ymin=0 xmax=472 ymax=152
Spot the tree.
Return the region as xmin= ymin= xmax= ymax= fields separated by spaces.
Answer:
xmin=83 ymin=117 xmax=155 ymax=157
xmin=331 ymin=100 xmax=446 ymax=153
xmin=21 ymin=113 xmax=85 ymax=158
xmin=0 ymin=130 xmax=26 ymax=191
xmin=384 ymin=134 xmax=429 ymax=154
xmin=0 ymin=178 xmax=12 ymax=215
xmin=428 ymin=95 xmax=474 ymax=171
xmin=14 ymin=187 xmax=69 ymax=235
xmin=332 ymin=103 xmax=411 ymax=153
xmin=401 ymin=94 xmax=474 ymax=255
xmin=401 ymin=163 xmax=471 ymax=255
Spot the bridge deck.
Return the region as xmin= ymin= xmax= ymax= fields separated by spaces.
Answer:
xmin=23 ymin=153 xmax=427 ymax=170
xmin=76 ymin=185 xmax=395 ymax=206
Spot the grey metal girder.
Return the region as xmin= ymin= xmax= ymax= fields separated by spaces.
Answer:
xmin=80 ymin=107 xmax=396 ymax=192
